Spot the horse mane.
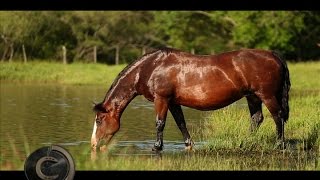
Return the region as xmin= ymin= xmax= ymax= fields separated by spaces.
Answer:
xmin=96 ymin=47 xmax=186 ymax=107
xmin=106 ymin=47 xmax=181 ymax=92
xmin=156 ymin=47 xmax=182 ymax=54
xmin=98 ymin=47 xmax=165 ymax=104
xmin=93 ymin=102 xmax=107 ymax=112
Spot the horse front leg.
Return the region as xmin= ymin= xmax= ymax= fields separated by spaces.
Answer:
xmin=169 ymin=103 xmax=194 ymax=151
xmin=246 ymin=95 xmax=264 ymax=133
xmin=152 ymin=95 xmax=168 ymax=151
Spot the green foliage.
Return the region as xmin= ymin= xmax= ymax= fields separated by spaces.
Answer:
xmin=229 ymin=11 xmax=309 ymax=59
xmin=152 ymin=11 xmax=233 ymax=54
xmin=289 ymin=11 xmax=320 ymax=60
xmin=1 ymin=11 xmax=319 ymax=62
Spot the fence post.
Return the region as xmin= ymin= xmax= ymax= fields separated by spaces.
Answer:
xmin=93 ymin=46 xmax=97 ymax=63
xmin=22 ymin=44 xmax=27 ymax=63
xmin=191 ymin=48 xmax=195 ymax=54
xmin=9 ymin=43 xmax=13 ymax=62
xmin=115 ymin=45 xmax=119 ymax=65
xmin=142 ymin=46 xmax=146 ymax=55
xmin=62 ymin=46 xmax=67 ymax=64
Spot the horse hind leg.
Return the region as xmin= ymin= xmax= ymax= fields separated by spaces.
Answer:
xmin=258 ymin=95 xmax=285 ymax=148
xmin=246 ymin=95 xmax=264 ymax=133
xmin=169 ymin=103 xmax=194 ymax=151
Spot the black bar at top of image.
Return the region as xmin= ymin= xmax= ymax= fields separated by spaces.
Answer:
xmin=0 ymin=0 xmax=318 ymax=10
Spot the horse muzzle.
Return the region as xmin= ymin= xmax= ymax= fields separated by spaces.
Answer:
xmin=91 ymin=136 xmax=98 ymax=151
xmin=91 ymin=134 xmax=113 ymax=152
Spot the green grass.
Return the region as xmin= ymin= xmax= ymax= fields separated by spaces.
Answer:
xmin=289 ymin=61 xmax=320 ymax=91
xmin=0 ymin=61 xmax=126 ymax=85
xmin=201 ymin=93 xmax=320 ymax=152
xmin=73 ymin=150 xmax=318 ymax=170
xmin=1 ymin=61 xmax=319 ymax=170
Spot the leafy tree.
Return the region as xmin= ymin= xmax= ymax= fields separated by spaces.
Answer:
xmin=1 ymin=11 xmax=319 ymax=62
xmin=289 ymin=11 xmax=320 ymax=60
xmin=24 ymin=11 xmax=77 ymax=60
xmin=227 ymin=11 xmax=312 ymax=59
xmin=0 ymin=12 xmax=29 ymax=61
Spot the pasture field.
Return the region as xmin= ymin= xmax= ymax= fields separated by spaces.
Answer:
xmin=0 ymin=61 xmax=126 ymax=85
xmin=0 ymin=61 xmax=319 ymax=170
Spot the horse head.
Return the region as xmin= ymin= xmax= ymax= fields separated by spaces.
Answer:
xmin=91 ymin=102 xmax=120 ymax=152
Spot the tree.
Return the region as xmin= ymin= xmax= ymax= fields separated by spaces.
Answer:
xmin=23 ymin=11 xmax=77 ymax=61
xmin=0 ymin=12 xmax=29 ymax=61
xmin=227 ymin=11 xmax=314 ymax=60
xmin=152 ymin=11 xmax=234 ymax=55
xmin=289 ymin=11 xmax=320 ymax=60
xmin=1 ymin=11 xmax=318 ymax=62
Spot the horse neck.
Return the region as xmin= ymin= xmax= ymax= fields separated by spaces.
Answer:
xmin=103 ymin=71 xmax=138 ymax=119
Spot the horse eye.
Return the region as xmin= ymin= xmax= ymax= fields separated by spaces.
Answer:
xmin=96 ymin=118 xmax=102 ymax=126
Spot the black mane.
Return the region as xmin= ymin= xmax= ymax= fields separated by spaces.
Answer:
xmin=100 ymin=47 xmax=182 ymax=104
xmin=102 ymin=47 xmax=163 ymax=101
xmin=93 ymin=102 xmax=107 ymax=113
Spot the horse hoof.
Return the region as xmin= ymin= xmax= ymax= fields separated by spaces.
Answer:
xmin=152 ymin=146 xmax=163 ymax=152
xmin=185 ymin=145 xmax=195 ymax=152
xmin=273 ymin=141 xmax=286 ymax=150
xmin=99 ymin=145 xmax=108 ymax=152
xmin=91 ymin=151 xmax=97 ymax=161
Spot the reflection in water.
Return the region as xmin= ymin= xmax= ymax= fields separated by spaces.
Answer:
xmin=1 ymin=83 xmax=216 ymax=161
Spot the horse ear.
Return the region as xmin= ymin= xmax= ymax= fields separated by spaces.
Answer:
xmin=93 ymin=103 xmax=108 ymax=113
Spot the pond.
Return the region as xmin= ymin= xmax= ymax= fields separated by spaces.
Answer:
xmin=0 ymin=83 xmax=216 ymax=161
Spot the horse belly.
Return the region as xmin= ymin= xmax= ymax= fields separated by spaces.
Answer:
xmin=174 ymin=84 xmax=243 ymax=110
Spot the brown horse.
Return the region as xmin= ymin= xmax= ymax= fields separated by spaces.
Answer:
xmin=91 ymin=48 xmax=290 ymax=152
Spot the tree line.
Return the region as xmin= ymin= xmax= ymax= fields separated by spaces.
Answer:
xmin=1 ymin=11 xmax=319 ymax=64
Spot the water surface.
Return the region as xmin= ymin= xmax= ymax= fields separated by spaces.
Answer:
xmin=0 ymin=83 xmax=213 ymax=160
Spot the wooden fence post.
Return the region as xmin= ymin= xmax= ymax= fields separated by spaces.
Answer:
xmin=62 ymin=46 xmax=67 ymax=64
xmin=115 ymin=45 xmax=119 ymax=65
xmin=93 ymin=46 xmax=97 ymax=63
xmin=191 ymin=48 xmax=195 ymax=54
xmin=9 ymin=43 xmax=13 ymax=62
xmin=22 ymin=44 xmax=27 ymax=63
xmin=142 ymin=46 xmax=146 ymax=55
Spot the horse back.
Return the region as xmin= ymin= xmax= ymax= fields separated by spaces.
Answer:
xmin=136 ymin=49 xmax=283 ymax=109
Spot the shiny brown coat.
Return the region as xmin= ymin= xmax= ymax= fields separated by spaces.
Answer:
xmin=91 ymin=48 xmax=290 ymax=152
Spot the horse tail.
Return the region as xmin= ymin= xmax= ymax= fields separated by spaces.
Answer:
xmin=272 ymin=51 xmax=291 ymax=122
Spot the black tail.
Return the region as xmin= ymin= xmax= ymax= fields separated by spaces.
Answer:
xmin=273 ymin=51 xmax=291 ymax=122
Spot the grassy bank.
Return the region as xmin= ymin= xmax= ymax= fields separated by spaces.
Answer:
xmin=0 ymin=61 xmax=126 ymax=85
xmin=202 ymin=90 xmax=320 ymax=152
